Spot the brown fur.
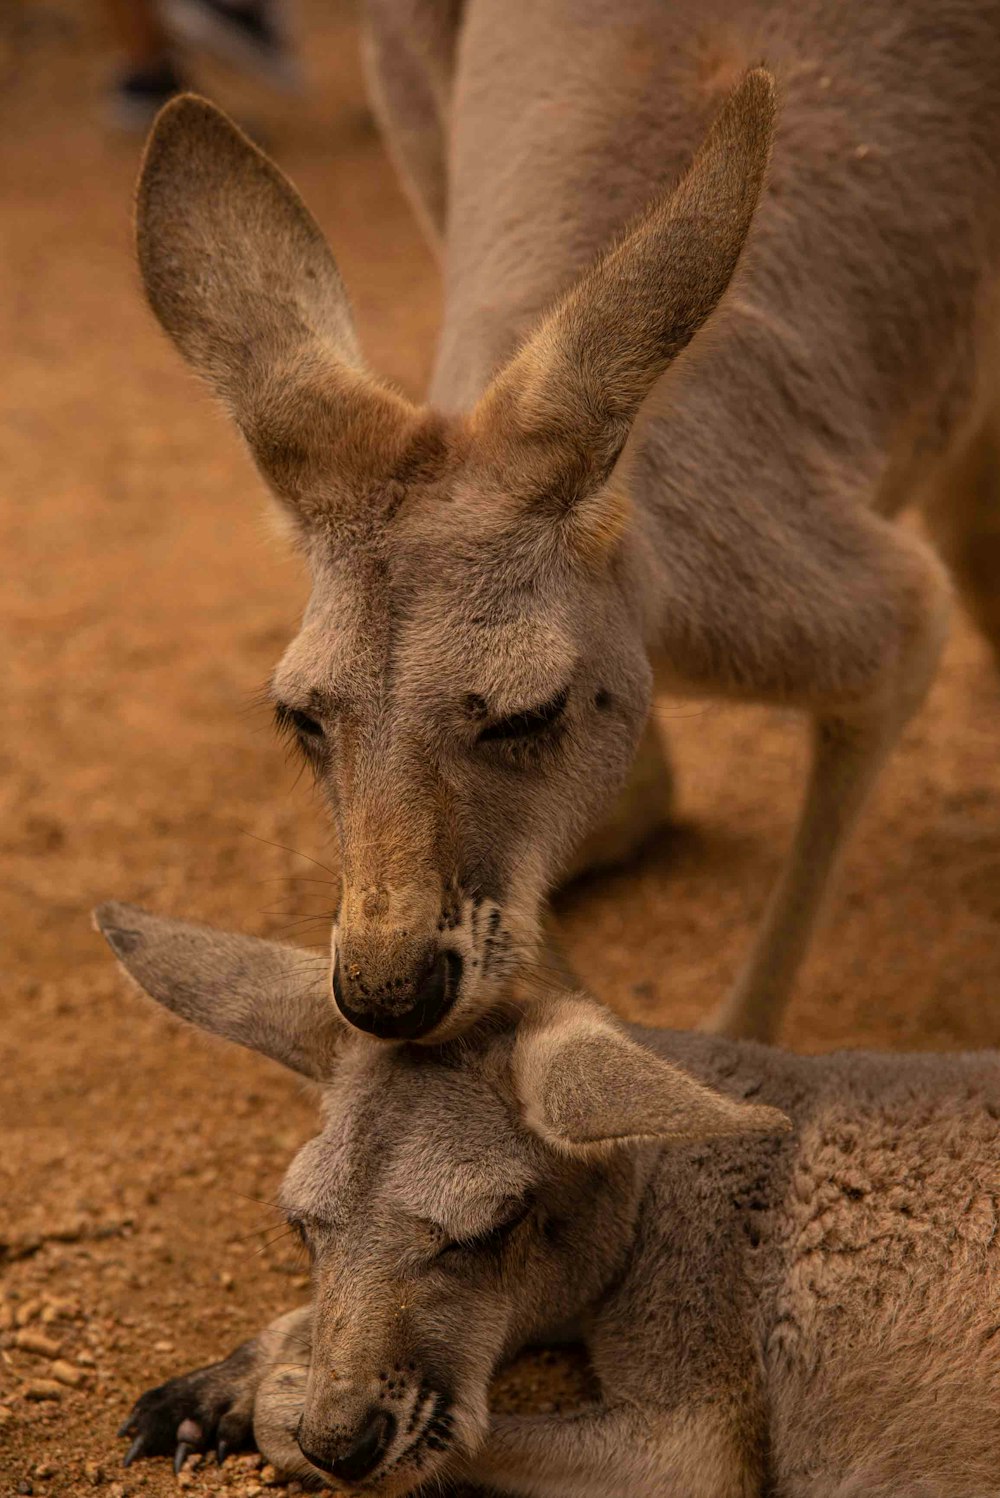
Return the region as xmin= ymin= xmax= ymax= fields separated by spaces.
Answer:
xmin=134 ymin=1 xmax=1000 ymax=1041
xmin=100 ymin=907 xmax=1000 ymax=1496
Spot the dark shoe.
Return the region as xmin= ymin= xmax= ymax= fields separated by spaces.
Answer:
xmin=108 ymin=61 xmax=187 ymax=131
xmin=163 ymin=0 xmax=303 ymax=92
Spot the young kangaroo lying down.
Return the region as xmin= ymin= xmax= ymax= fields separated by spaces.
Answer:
xmin=98 ymin=901 xmax=1000 ymax=1497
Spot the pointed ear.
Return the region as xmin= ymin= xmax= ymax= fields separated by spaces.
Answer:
xmin=512 ymin=997 xmax=790 ymax=1152
xmin=472 ymin=68 xmax=775 ymax=549
xmin=94 ymin=902 xmax=342 ymax=1081
xmin=136 ymin=94 xmax=419 ymax=522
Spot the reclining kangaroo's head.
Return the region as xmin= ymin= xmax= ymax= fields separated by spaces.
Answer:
xmin=96 ymin=901 xmax=787 ymax=1493
xmin=134 ymin=73 xmax=774 ymax=1040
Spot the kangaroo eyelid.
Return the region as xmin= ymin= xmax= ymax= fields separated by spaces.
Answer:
xmin=477 ymin=689 xmax=568 ymax=743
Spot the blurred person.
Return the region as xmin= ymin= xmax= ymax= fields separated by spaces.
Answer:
xmin=103 ymin=0 xmax=184 ymax=126
xmin=103 ymin=0 xmax=301 ymax=129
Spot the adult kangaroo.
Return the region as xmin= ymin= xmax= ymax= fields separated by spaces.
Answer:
xmin=134 ymin=0 xmax=1000 ymax=1043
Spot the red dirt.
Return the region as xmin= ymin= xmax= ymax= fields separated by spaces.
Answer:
xmin=2 ymin=4 xmax=999 ymax=1495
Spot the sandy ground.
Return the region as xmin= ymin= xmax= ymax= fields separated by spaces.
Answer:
xmin=2 ymin=3 xmax=1000 ymax=1495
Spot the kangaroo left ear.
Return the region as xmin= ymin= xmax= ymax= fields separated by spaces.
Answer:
xmin=513 ymin=995 xmax=790 ymax=1152
xmin=94 ymin=902 xmax=342 ymax=1081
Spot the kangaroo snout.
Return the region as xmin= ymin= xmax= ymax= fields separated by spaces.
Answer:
xmin=297 ymin=1404 xmax=396 ymax=1484
xmin=332 ymin=944 xmax=463 ymax=1040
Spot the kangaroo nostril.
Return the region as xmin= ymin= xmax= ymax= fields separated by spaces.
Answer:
xmin=333 ymin=949 xmax=463 ymax=1041
xmin=298 ymin=1407 xmax=396 ymax=1484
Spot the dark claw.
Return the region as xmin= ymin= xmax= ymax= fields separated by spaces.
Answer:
xmin=117 ymin=1417 xmax=136 ymax=1439
xmin=123 ymin=1435 xmax=145 ymax=1468
xmin=119 ymin=1351 xmax=258 ymax=1473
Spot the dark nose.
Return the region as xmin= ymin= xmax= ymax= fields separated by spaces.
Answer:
xmin=333 ymin=948 xmax=463 ymax=1040
xmin=298 ymin=1406 xmax=396 ymax=1484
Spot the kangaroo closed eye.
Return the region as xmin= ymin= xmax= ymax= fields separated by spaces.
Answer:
xmin=437 ymin=1197 xmax=534 ymax=1259
xmin=273 ymin=701 xmax=326 ymax=742
xmin=478 ymin=690 xmax=568 ymax=743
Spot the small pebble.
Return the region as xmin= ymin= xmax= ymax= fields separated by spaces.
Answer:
xmin=83 ymin=1460 xmax=104 ymax=1485
xmin=32 ymin=1463 xmax=56 ymax=1479
xmin=23 ymin=1379 xmax=63 ymax=1401
xmin=77 ymin=1350 xmax=97 ymax=1367
xmin=153 ymin=1339 xmax=174 ymax=1353
xmin=41 ymin=1296 xmax=79 ymax=1324
xmin=46 ymin=1220 xmax=84 ymax=1243
xmin=17 ymin=1480 xmax=33 ymax=1496
xmin=16 ymin=1299 xmax=44 ymax=1328
xmin=15 ymin=1330 xmax=62 ymax=1359
xmin=51 ymin=1359 xmax=86 ymax=1387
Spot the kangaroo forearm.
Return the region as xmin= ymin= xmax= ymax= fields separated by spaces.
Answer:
xmin=465 ymin=1404 xmax=753 ymax=1498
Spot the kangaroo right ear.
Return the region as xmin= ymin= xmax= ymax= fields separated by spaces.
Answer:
xmin=471 ymin=69 xmax=775 ymax=555
xmin=135 ymin=95 xmax=419 ymax=522
xmin=513 ymin=995 xmax=790 ymax=1152
xmin=93 ymin=902 xmax=342 ymax=1081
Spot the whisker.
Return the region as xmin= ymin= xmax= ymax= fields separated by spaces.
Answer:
xmin=237 ymin=828 xmax=338 ymax=878
xmin=248 ymin=1226 xmax=300 ymax=1260
xmin=228 ymin=1219 xmax=295 ymax=1247
xmin=267 ymin=876 xmax=339 ymax=889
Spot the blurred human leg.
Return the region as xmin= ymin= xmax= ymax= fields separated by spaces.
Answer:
xmin=163 ymin=0 xmax=303 ymax=91
xmin=102 ymin=0 xmax=186 ymax=128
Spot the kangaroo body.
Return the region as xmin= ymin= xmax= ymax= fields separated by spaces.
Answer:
xmin=100 ymin=904 xmax=1000 ymax=1496
xmin=367 ymin=0 xmax=1000 ymax=1040
xmin=420 ymin=0 xmax=1000 ymax=441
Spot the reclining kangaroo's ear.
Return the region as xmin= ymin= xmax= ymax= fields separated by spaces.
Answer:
xmin=513 ymin=996 xmax=789 ymax=1151
xmin=136 ymin=95 xmax=420 ymax=523
xmin=94 ymin=902 xmax=342 ymax=1081
xmin=472 ymin=68 xmax=775 ymax=555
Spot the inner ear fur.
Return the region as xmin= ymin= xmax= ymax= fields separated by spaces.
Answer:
xmin=513 ymin=995 xmax=790 ymax=1151
xmin=471 ymin=68 xmax=776 ymax=543
xmin=135 ymin=93 xmax=420 ymax=522
xmin=94 ymin=901 xmax=343 ymax=1081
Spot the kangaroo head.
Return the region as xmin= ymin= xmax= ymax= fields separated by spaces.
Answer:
xmin=134 ymin=74 xmax=774 ymax=1040
xmin=95 ymin=902 xmax=788 ymax=1494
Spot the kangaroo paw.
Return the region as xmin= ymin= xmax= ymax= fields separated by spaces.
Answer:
xmin=119 ymin=1339 xmax=258 ymax=1471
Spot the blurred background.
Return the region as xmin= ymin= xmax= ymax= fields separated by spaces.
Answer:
xmin=2 ymin=1 xmax=999 ymax=1492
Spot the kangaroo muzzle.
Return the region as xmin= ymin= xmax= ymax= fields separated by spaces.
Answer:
xmin=333 ymin=878 xmax=466 ymax=1039
xmin=332 ymin=940 xmax=464 ymax=1039
xmin=297 ymin=1404 xmax=396 ymax=1484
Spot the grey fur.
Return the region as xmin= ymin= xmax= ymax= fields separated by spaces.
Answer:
xmin=104 ymin=910 xmax=1000 ymax=1496
xmin=93 ymin=902 xmax=337 ymax=1080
